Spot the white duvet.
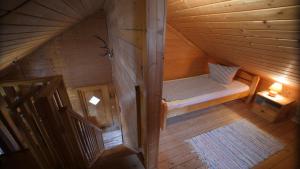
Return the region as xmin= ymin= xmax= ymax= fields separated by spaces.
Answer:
xmin=162 ymin=74 xmax=249 ymax=110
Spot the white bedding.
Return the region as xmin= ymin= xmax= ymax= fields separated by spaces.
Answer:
xmin=162 ymin=74 xmax=249 ymax=110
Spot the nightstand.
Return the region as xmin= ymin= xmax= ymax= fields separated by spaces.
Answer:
xmin=251 ymin=91 xmax=295 ymax=122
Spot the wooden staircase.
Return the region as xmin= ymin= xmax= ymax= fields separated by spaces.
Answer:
xmin=91 ymin=145 xmax=144 ymax=169
xmin=0 ymin=76 xmax=106 ymax=169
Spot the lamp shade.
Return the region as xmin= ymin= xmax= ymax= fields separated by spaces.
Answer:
xmin=269 ymin=82 xmax=283 ymax=93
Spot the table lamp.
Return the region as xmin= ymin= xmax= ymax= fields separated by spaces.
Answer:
xmin=269 ymin=82 xmax=283 ymax=97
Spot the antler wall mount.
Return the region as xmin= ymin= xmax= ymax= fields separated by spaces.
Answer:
xmin=94 ymin=35 xmax=113 ymax=58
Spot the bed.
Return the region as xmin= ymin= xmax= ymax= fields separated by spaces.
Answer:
xmin=160 ymin=70 xmax=260 ymax=129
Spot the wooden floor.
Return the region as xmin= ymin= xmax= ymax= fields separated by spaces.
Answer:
xmin=158 ymin=100 xmax=299 ymax=169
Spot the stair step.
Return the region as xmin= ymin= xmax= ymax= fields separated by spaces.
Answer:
xmin=91 ymin=145 xmax=144 ymax=169
xmin=100 ymin=145 xmax=135 ymax=160
xmin=92 ymin=152 xmax=144 ymax=169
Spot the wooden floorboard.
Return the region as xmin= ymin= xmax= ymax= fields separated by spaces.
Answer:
xmin=158 ymin=100 xmax=299 ymax=169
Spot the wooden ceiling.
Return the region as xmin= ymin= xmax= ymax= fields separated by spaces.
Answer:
xmin=0 ymin=0 xmax=105 ymax=70
xmin=167 ymin=0 xmax=300 ymax=86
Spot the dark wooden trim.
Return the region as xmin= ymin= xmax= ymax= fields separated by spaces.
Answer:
xmin=135 ymin=85 xmax=142 ymax=148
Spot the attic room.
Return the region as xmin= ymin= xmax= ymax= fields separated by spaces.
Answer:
xmin=0 ymin=0 xmax=299 ymax=169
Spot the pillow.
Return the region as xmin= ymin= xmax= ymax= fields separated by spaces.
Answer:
xmin=208 ymin=63 xmax=239 ymax=84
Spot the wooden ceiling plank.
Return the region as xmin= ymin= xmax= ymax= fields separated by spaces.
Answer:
xmin=168 ymin=0 xmax=231 ymax=9
xmin=0 ymin=12 xmax=72 ymax=26
xmin=170 ymin=0 xmax=300 ymax=17
xmin=184 ymin=33 xmax=299 ymax=65
xmin=195 ymin=40 xmax=300 ymax=67
xmin=169 ymin=6 xmax=300 ymax=23
xmin=0 ymin=25 xmax=64 ymax=34
xmin=0 ymin=34 xmax=55 ymax=47
xmin=0 ymin=29 xmax=63 ymax=35
xmin=167 ymin=0 xmax=300 ymax=85
xmin=0 ymin=38 xmax=50 ymax=54
xmin=80 ymin=0 xmax=93 ymax=13
xmin=224 ymin=59 xmax=300 ymax=80
xmin=173 ymin=24 xmax=299 ymax=60
xmin=0 ymin=30 xmax=63 ymax=41
xmin=180 ymin=27 xmax=300 ymax=40
xmin=0 ymin=0 xmax=25 ymax=10
xmin=33 ymin=0 xmax=82 ymax=19
xmin=198 ymin=33 xmax=300 ymax=55
xmin=203 ymin=47 xmax=300 ymax=80
xmin=63 ymin=0 xmax=89 ymax=17
xmin=0 ymin=45 xmax=44 ymax=70
xmin=0 ymin=46 xmax=41 ymax=61
xmin=204 ymin=42 xmax=300 ymax=68
xmin=15 ymin=1 xmax=76 ymax=22
xmin=86 ymin=0 xmax=105 ymax=15
xmin=190 ymin=34 xmax=300 ymax=60
xmin=0 ymin=0 xmax=105 ymax=71
xmin=31 ymin=1 xmax=79 ymax=21
xmin=174 ymin=20 xmax=300 ymax=31
xmin=201 ymin=33 xmax=299 ymax=48
xmin=173 ymin=36 xmax=299 ymax=82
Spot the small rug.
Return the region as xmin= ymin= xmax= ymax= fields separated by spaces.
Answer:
xmin=186 ymin=119 xmax=284 ymax=169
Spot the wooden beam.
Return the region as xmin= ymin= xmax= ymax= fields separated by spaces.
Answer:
xmin=144 ymin=0 xmax=166 ymax=168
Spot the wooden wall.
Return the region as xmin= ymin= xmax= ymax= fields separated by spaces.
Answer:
xmin=164 ymin=25 xmax=209 ymax=80
xmin=167 ymin=0 xmax=300 ymax=88
xmin=104 ymin=0 xmax=146 ymax=151
xmin=0 ymin=0 xmax=105 ymax=71
xmin=1 ymin=11 xmax=112 ymax=88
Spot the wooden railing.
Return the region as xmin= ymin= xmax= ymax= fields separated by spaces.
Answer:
xmin=0 ymin=76 xmax=104 ymax=169
xmin=67 ymin=109 xmax=104 ymax=167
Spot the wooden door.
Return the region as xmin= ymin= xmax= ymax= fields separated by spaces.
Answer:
xmin=77 ymin=84 xmax=118 ymax=131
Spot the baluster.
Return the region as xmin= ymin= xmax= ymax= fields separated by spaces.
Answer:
xmin=87 ymin=125 xmax=97 ymax=160
xmin=55 ymin=89 xmax=63 ymax=108
xmin=80 ymin=122 xmax=94 ymax=163
xmin=91 ymin=128 xmax=99 ymax=156
xmin=75 ymin=120 xmax=92 ymax=163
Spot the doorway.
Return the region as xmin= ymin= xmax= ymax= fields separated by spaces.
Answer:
xmin=68 ymin=84 xmax=123 ymax=150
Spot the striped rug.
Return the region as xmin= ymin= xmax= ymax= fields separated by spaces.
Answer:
xmin=186 ymin=119 xmax=284 ymax=169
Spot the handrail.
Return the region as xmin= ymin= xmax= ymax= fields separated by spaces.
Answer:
xmin=0 ymin=75 xmax=58 ymax=87
xmin=68 ymin=109 xmax=100 ymax=130
xmin=0 ymin=76 xmax=60 ymax=109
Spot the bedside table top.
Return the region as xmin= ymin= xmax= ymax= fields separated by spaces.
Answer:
xmin=257 ymin=91 xmax=295 ymax=106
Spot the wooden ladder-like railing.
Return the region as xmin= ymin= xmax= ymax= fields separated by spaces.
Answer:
xmin=0 ymin=76 xmax=104 ymax=169
xmin=67 ymin=108 xmax=104 ymax=167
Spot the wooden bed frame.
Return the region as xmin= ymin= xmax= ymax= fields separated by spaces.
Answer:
xmin=160 ymin=70 xmax=260 ymax=129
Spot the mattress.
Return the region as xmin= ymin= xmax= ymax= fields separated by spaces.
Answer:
xmin=162 ymin=74 xmax=249 ymax=110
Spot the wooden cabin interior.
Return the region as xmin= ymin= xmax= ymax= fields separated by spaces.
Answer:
xmin=0 ymin=0 xmax=299 ymax=169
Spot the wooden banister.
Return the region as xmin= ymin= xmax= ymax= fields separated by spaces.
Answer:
xmin=65 ymin=108 xmax=104 ymax=167
xmin=0 ymin=75 xmax=105 ymax=169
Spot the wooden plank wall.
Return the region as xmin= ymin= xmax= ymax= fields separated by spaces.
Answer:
xmin=167 ymin=0 xmax=300 ymax=87
xmin=164 ymin=24 xmax=209 ymax=80
xmin=104 ymin=0 xmax=146 ymax=151
xmin=1 ymin=11 xmax=112 ymax=88
xmin=0 ymin=0 xmax=105 ymax=70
